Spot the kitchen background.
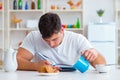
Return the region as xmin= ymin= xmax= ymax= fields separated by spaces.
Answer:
xmin=0 ymin=0 xmax=120 ymax=66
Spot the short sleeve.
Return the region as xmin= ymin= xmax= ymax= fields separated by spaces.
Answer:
xmin=76 ymin=34 xmax=93 ymax=54
xmin=20 ymin=31 xmax=36 ymax=55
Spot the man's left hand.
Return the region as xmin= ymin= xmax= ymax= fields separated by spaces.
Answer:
xmin=81 ymin=48 xmax=98 ymax=62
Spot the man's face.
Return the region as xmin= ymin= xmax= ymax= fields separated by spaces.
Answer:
xmin=43 ymin=29 xmax=64 ymax=48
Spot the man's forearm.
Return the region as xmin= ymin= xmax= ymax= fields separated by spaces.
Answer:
xmin=90 ymin=53 xmax=106 ymax=68
xmin=17 ymin=57 xmax=38 ymax=71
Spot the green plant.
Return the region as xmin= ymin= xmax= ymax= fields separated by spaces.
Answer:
xmin=97 ymin=9 xmax=104 ymax=17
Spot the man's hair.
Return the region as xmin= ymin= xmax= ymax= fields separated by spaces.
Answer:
xmin=38 ymin=12 xmax=61 ymax=38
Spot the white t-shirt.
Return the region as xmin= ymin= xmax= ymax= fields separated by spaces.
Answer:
xmin=20 ymin=30 xmax=93 ymax=66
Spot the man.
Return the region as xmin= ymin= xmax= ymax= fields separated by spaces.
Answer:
xmin=17 ymin=12 xmax=106 ymax=71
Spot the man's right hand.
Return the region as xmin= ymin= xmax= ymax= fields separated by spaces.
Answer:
xmin=35 ymin=60 xmax=60 ymax=71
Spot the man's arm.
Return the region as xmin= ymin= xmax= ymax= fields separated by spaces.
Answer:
xmin=17 ymin=47 xmax=50 ymax=71
xmin=90 ymin=52 xmax=106 ymax=67
xmin=82 ymin=48 xmax=106 ymax=68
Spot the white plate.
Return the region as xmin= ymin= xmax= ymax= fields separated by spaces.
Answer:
xmin=95 ymin=64 xmax=110 ymax=73
xmin=39 ymin=72 xmax=59 ymax=76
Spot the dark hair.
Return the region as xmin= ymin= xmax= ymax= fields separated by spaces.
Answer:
xmin=38 ymin=12 xmax=62 ymax=38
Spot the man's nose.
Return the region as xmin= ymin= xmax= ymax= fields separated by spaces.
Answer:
xmin=49 ymin=41 xmax=55 ymax=47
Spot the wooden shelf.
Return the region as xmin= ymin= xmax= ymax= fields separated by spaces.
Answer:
xmin=48 ymin=9 xmax=83 ymax=13
xmin=10 ymin=28 xmax=38 ymax=31
xmin=65 ymin=28 xmax=83 ymax=31
xmin=0 ymin=0 xmax=4 ymax=52
xmin=9 ymin=28 xmax=83 ymax=31
xmin=116 ymin=0 xmax=120 ymax=57
xmin=6 ymin=0 xmax=84 ymax=50
xmin=9 ymin=9 xmax=44 ymax=13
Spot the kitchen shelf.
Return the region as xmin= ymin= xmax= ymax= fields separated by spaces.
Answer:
xmin=6 ymin=0 xmax=84 ymax=49
xmin=65 ymin=28 xmax=83 ymax=30
xmin=48 ymin=9 xmax=83 ymax=13
xmin=9 ymin=10 xmax=44 ymax=13
xmin=9 ymin=28 xmax=38 ymax=31
xmin=7 ymin=0 xmax=45 ymax=49
xmin=0 ymin=0 xmax=4 ymax=57
xmin=115 ymin=0 xmax=120 ymax=62
xmin=0 ymin=0 xmax=118 ymax=64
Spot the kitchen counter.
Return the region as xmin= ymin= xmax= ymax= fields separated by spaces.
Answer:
xmin=0 ymin=66 xmax=120 ymax=80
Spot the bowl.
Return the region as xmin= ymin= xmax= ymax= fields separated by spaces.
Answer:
xmin=95 ymin=64 xmax=111 ymax=73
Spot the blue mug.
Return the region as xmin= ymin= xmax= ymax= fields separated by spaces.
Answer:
xmin=73 ymin=56 xmax=89 ymax=73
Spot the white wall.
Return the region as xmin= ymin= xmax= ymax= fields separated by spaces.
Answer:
xmin=83 ymin=0 xmax=115 ymax=25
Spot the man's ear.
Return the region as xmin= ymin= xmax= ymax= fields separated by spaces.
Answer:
xmin=61 ymin=26 xmax=64 ymax=33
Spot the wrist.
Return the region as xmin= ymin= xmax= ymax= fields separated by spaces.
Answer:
xmin=32 ymin=62 xmax=43 ymax=71
xmin=31 ymin=62 xmax=39 ymax=71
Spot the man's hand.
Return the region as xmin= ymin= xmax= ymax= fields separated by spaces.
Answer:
xmin=81 ymin=48 xmax=98 ymax=62
xmin=35 ymin=60 xmax=60 ymax=71
xmin=35 ymin=60 xmax=51 ymax=70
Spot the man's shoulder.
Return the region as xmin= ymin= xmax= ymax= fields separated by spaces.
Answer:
xmin=27 ymin=31 xmax=42 ymax=38
xmin=29 ymin=31 xmax=40 ymax=34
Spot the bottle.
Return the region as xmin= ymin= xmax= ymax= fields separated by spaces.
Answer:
xmin=37 ymin=0 xmax=41 ymax=9
xmin=25 ymin=1 xmax=29 ymax=10
xmin=31 ymin=0 xmax=35 ymax=9
xmin=75 ymin=18 xmax=80 ymax=28
xmin=18 ymin=0 xmax=22 ymax=10
xmin=13 ymin=0 xmax=17 ymax=10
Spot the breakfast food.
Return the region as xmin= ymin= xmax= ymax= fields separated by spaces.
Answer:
xmin=38 ymin=65 xmax=59 ymax=73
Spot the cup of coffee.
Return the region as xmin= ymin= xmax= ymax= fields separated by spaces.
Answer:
xmin=73 ymin=56 xmax=89 ymax=73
